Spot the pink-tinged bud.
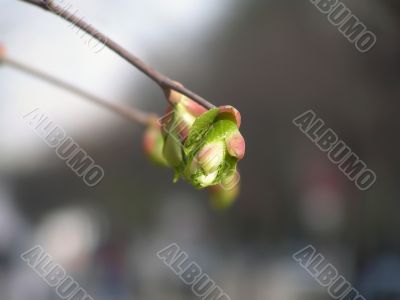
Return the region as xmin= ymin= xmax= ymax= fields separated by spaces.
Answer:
xmin=182 ymin=97 xmax=207 ymax=117
xmin=166 ymin=87 xmax=184 ymax=104
xmin=174 ymin=99 xmax=206 ymax=141
xmin=0 ymin=43 xmax=5 ymax=62
xmin=218 ymin=105 xmax=241 ymax=128
xmin=143 ymin=121 xmax=168 ymax=167
xmin=160 ymin=88 xmax=245 ymax=191
xmin=167 ymin=88 xmax=207 ymax=117
xmin=160 ymin=90 xmax=207 ymax=143
xmin=226 ymin=132 xmax=245 ymax=160
xmin=164 ymin=104 xmax=195 ymax=142
xmin=143 ymin=128 xmax=155 ymax=154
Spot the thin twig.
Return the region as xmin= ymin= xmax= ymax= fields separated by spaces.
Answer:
xmin=18 ymin=0 xmax=216 ymax=109
xmin=2 ymin=56 xmax=152 ymax=126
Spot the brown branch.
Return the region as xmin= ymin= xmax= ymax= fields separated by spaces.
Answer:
xmin=1 ymin=53 xmax=152 ymax=126
xmin=18 ymin=0 xmax=216 ymax=110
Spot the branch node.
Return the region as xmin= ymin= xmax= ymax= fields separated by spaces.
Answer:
xmin=18 ymin=0 xmax=217 ymax=110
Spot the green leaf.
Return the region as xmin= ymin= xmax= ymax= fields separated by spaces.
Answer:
xmin=184 ymin=108 xmax=219 ymax=153
xmin=182 ymin=117 xmax=240 ymax=188
xmin=162 ymin=131 xmax=183 ymax=168
xmin=203 ymin=119 xmax=238 ymax=143
xmin=215 ymin=154 xmax=237 ymax=183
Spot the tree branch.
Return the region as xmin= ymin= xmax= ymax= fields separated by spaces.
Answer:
xmin=18 ymin=0 xmax=216 ymax=109
xmin=1 ymin=54 xmax=152 ymax=126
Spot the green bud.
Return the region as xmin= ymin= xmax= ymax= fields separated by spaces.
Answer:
xmin=143 ymin=122 xmax=169 ymax=167
xmin=160 ymin=90 xmax=246 ymax=189
xmin=182 ymin=106 xmax=245 ymax=188
xmin=196 ymin=141 xmax=225 ymax=173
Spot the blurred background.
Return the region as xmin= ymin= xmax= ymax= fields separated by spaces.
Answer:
xmin=1 ymin=0 xmax=400 ymax=299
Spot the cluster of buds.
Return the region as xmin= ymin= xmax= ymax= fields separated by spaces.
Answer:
xmin=0 ymin=40 xmax=243 ymax=208
xmin=143 ymin=88 xmax=245 ymax=207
